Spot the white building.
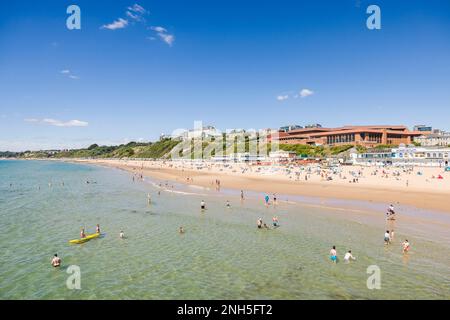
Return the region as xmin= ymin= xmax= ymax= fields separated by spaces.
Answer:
xmin=414 ymin=131 xmax=450 ymax=147
xmin=182 ymin=125 xmax=221 ymax=141
xmin=352 ymin=146 xmax=450 ymax=167
xmin=211 ymin=152 xmax=266 ymax=163
xmin=268 ymin=150 xmax=297 ymax=163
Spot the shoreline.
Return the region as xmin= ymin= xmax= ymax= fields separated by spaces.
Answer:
xmin=70 ymin=159 xmax=450 ymax=214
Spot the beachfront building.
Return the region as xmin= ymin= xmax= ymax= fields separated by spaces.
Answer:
xmin=268 ymin=150 xmax=297 ymax=163
xmin=271 ymin=125 xmax=423 ymax=147
xmin=414 ymin=130 xmax=450 ymax=147
xmin=352 ymin=146 xmax=450 ymax=167
xmin=211 ymin=152 xmax=266 ymax=163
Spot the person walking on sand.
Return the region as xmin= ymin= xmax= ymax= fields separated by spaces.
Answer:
xmin=330 ymin=246 xmax=337 ymax=263
xmin=51 ymin=254 xmax=61 ymax=267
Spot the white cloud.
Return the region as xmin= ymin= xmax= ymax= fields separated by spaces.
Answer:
xmin=101 ymin=18 xmax=129 ymax=30
xmin=158 ymin=33 xmax=175 ymax=46
xmin=299 ymin=89 xmax=314 ymax=98
xmin=277 ymin=95 xmax=289 ymax=101
xmin=128 ymin=4 xmax=147 ymax=14
xmin=150 ymin=26 xmax=167 ymax=33
xmin=24 ymin=118 xmax=88 ymax=127
xmin=60 ymin=69 xmax=80 ymax=80
xmin=150 ymin=26 xmax=175 ymax=46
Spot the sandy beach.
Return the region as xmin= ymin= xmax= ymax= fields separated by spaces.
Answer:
xmin=72 ymin=159 xmax=450 ymax=214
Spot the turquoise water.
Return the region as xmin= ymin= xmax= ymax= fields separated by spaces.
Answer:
xmin=0 ymin=160 xmax=449 ymax=299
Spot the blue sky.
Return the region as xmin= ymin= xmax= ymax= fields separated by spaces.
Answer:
xmin=1 ymin=0 xmax=449 ymax=151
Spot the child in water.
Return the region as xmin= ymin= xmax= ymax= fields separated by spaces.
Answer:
xmin=330 ymin=246 xmax=337 ymax=263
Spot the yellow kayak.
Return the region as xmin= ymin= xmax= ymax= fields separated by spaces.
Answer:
xmin=69 ymin=233 xmax=100 ymax=244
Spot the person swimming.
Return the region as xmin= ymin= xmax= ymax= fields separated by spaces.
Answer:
xmin=330 ymin=246 xmax=337 ymax=263
xmin=80 ymin=228 xmax=86 ymax=238
xmin=226 ymin=200 xmax=231 ymax=208
xmin=343 ymin=250 xmax=356 ymax=263
xmin=263 ymin=223 xmax=270 ymax=229
xmin=95 ymin=224 xmax=100 ymax=234
xmin=179 ymin=226 xmax=185 ymax=234
xmin=51 ymin=254 xmax=61 ymax=267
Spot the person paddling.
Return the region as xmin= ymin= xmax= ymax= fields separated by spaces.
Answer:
xmin=95 ymin=224 xmax=101 ymax=234
xmin=80 ymin=228 xmax=86 ymax=238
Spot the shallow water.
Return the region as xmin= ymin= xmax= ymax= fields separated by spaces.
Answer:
xmin=0 ymin=160 xmax=449 ymax=299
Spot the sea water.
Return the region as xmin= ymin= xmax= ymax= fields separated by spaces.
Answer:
xmin=0 ymin=160 xmax=449 ymax=299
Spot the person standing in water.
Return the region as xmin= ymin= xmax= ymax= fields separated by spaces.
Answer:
xmin=179 ymin=226 xmax=185 ymax=234
xmin=147 ymin=193 xmax=152 ymax=205
xmin=119 ymin=230 xmax=125 ymax=239
xmin=51 ymin=254 xmax=61 ymax=267
xmin=226 ymin=200 xmax=231 ymax=208
xmin=402 ymin=239 xmax=410 ymax=254
xmin=330 ymin=246 xmax=337 ymax=263
xmin=272 ymin=216 xmax=279 ymax=227
xmin=95 ymin=224 xmax=101 ymax=234
xmin=384 ymin=230 xmax=391 ymax=245
xmin=257 ymin=218 xmax=263 ymax=229
xmin=264 ymin=194 xmax=270 ymax=206
xmin=200 ymin=200 xmax=206 ymax=210
xmin=240 ymin=190 xmax=244 ymax=201
xmin=273 ymin=194 xmax=277 ymax=205
xmin=343 ymin=250 xmax=356 ymax=263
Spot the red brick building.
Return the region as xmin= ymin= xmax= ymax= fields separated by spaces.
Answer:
xmin=269 ymin=125 xmax=424 ymax=147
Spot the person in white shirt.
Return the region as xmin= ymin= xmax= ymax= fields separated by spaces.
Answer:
xmin=402 ymin=240 xmax=410 ymax=254
xmin=344 ymin=250 xmax=356 ymax=263
xmin=384 ymin=230 xmax=391 ymax=245
xmin=119 ymin=230 xmax=125 ymax=239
